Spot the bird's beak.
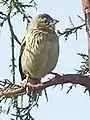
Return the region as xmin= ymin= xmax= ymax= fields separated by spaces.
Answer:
xmin=53 ymin=19 xmax=59 ymax=25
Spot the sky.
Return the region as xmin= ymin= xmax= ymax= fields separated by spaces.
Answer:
xmin=0 ymin=0 xmax=90 ymax=120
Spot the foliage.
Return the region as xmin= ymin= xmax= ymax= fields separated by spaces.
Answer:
xmin=0 ymin=0 xmax=88 ymax=120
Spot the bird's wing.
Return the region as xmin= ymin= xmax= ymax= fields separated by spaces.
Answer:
xmin=19 ymin=36 xmax=26 ymax=80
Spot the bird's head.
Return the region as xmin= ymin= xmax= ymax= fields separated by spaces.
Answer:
xmin=29 ymin=13 xmax=59 ymax=31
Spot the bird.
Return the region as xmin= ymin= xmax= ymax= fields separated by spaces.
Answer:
xmin=19 ymin=13 xmax=59 ymax=97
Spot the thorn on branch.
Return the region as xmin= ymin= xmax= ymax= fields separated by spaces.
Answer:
xmin=77 ymin=15 xmax=85 ymax=22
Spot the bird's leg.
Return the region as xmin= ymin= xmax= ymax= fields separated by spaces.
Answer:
xmin=20 ymin=74 xmax=36 ymax=93
xmin=20 ymin=74 xmax=29 ymax=92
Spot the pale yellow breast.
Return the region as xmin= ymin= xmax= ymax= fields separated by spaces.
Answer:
xmin=21 ymin=29 xmax=59 ymax=78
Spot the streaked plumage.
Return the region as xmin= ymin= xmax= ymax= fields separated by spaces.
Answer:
xmin=19 ymin=13 xmax=59 ymax=86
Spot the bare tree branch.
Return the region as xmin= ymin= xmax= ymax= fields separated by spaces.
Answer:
xmin=0 ymin=74 xmax=90 ymax=99
xmin=57 ymin=23 xmax=86 ymax=40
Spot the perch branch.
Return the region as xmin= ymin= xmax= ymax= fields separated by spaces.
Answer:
xmin=0 ymin=74 xmax=90 ymax=99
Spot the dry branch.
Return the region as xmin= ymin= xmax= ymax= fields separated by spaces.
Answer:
xmin=0 ymin=74 xmax=90 ymax=99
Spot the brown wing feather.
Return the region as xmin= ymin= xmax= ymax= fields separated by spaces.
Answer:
xmin=19 ymin=37 xmax=26 ymax=80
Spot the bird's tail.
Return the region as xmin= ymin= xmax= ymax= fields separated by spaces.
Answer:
xmin=27 ymin=77 xmax=48 ymax=102
xmin=30 ymin=78 xmax=48 ymax=101
xmin=26 ymin=78 xmax=42 ymax=103
xmin=29 ymin=77 xmax=42 ymax=96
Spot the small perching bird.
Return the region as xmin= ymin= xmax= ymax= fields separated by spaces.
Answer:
xmin=19 ymin=13 xmax=59 ymax=95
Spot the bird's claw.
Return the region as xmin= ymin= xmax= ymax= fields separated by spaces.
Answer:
xmin=20 ymin=79 xmax=27 ymax=87
xmin=20 ymin=74 xmax=30 ymax=93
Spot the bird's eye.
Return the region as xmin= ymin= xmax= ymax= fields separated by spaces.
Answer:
xmin=50 ymin=19 xmax=53 ymax=23
xmin=44 ymin=19 xmax=48 ymax=23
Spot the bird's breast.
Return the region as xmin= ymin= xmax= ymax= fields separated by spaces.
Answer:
xmin=21 ymin=29 xmax=59 ymax=78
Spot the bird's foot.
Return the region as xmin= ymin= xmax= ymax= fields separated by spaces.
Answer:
xmin=20 ymin=79 xmax=28 ymax=87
